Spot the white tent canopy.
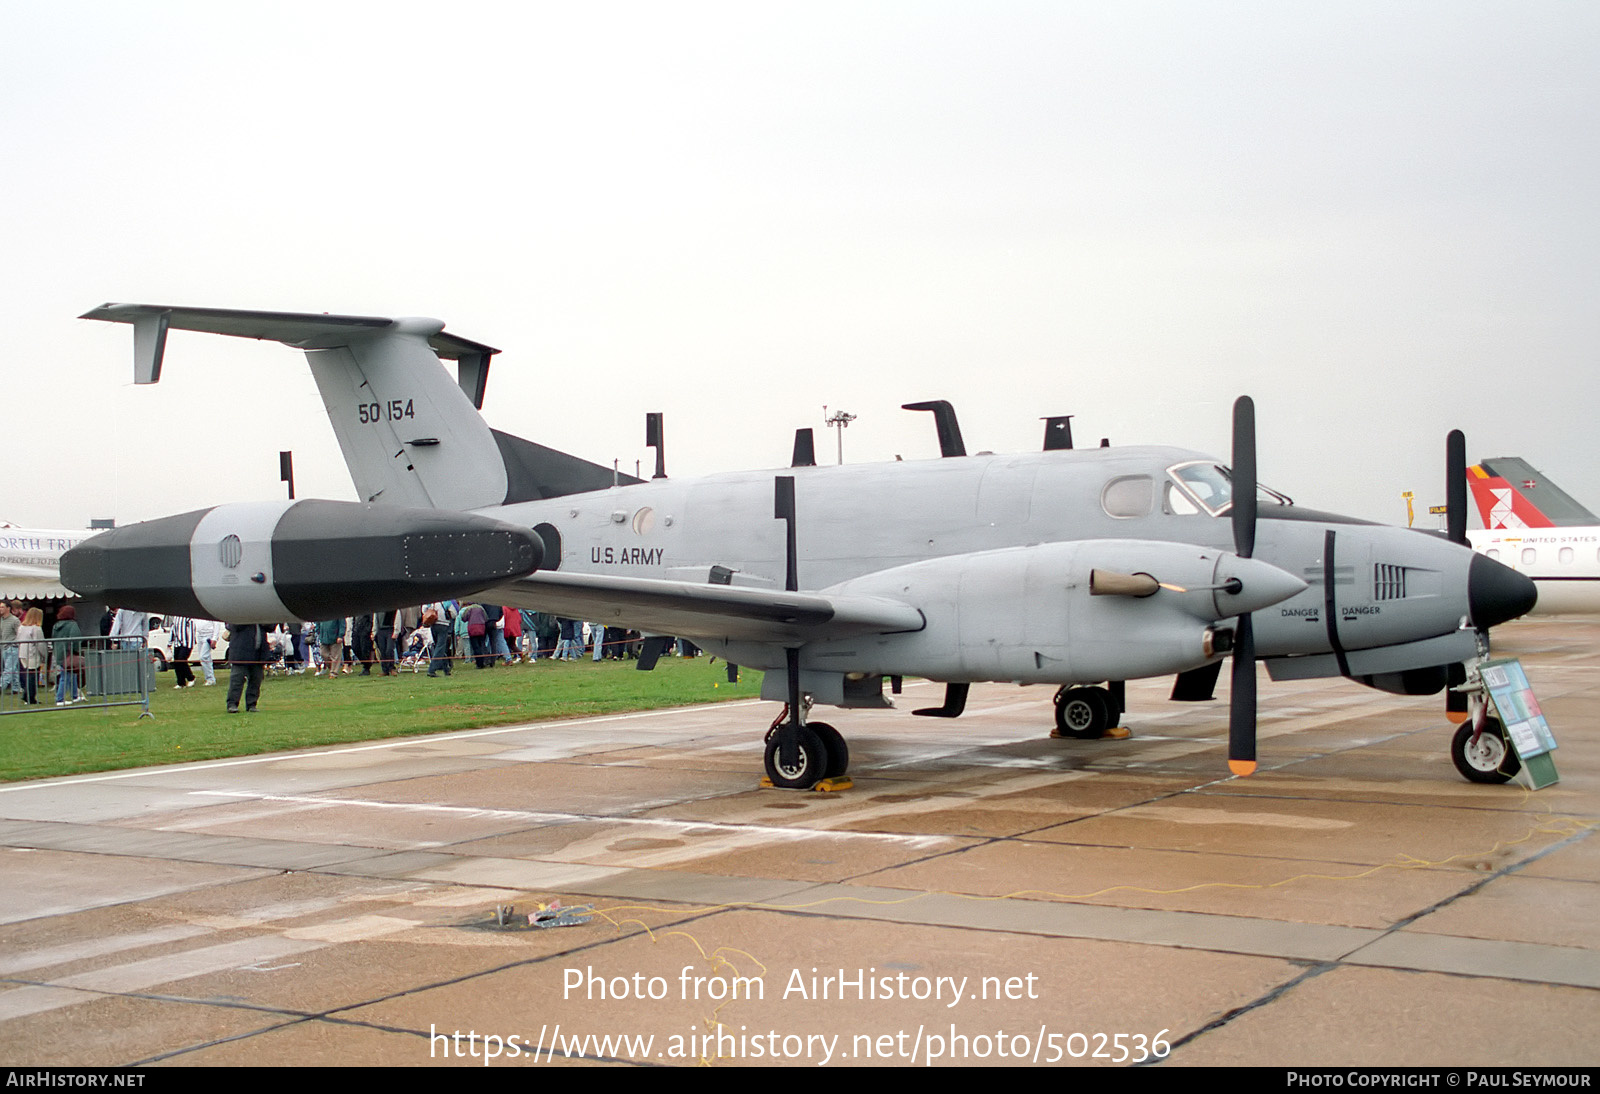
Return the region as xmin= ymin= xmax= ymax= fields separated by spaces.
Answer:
xmin=0 ymin=524 xmax=93 ymax=600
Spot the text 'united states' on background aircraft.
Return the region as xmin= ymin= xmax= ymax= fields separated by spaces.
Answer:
xmin=62 ymin=305 xmax=1537 ymax=790
xmin=1466 ymin=458 xmax=1600 ymax=615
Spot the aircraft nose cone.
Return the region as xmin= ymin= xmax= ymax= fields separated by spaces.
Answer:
xmin=1468 ymin=552 xmax=1537 ymax=629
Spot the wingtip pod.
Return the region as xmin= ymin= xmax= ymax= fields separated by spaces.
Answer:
xmin=61 ymin=500 xmax=542 ymax=622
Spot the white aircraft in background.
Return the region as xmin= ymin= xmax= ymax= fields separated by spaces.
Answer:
xmin=1467 ymin=458 xmax=1600 ymax=615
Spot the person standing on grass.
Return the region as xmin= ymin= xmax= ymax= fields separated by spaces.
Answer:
xmin=426 ymin=604 xmax=454 ymax=677
xmin=315 ymin=617 xmax=345 ymax=677
xmin=167 ymin=614 xmax=197 ymax=688
xmin=0 ymin=601 xmax=19 ymax=695
xmin=195 ymin=619 xmax=220 ymax=685
xmin=16 ymin=608 xmax=45 ymax=705
xmin=225 ymin=623 xmax=272 ymax=713
xmin=51 ymin=605 xmax=84 ymax=705
xmin=375 ymin=609 xmax=398 ymax=675
xmin=352 ymin=614 xmax=375 ymax=675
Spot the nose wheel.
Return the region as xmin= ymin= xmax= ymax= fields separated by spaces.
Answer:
xmin=1451 ymin=718 xmax=1520 ymax=784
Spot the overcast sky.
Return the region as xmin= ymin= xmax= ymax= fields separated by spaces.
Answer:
xmin=5 ymin=1 xmax=1597 ymax=531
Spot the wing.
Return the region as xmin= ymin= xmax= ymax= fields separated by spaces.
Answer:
xmin=490 ymin=571 xmax=925 ymax=645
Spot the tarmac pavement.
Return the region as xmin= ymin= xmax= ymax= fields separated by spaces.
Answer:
xmin=0 ymin=617 xmax=1596 ymax=1067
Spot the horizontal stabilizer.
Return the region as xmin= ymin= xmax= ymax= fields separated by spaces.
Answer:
xmin=82 ymin=303 xmax=499 ymax=406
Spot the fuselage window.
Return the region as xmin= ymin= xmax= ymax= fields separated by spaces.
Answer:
xmin=1102 ymin=475 xmax=1154 ymax=519
xmin=1521 ymin=547 xmax=1537 ymax=565
xmin=1486 ymin=548 xmax=1500 ymax=560
xmin=1560 ymin=547 xmax=1574 ymax=565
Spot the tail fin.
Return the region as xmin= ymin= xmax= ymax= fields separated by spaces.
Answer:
xmin=82 ymin=304 xmax=637 ymax=510
xmin=1468 ymin=457 xmax=1598 ymax=529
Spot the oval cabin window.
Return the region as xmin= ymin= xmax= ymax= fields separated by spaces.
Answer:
xmin=1102 ymin=476 xmax=1154 ymax=519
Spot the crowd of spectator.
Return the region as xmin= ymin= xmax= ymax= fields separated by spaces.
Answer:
xmin=2 ymin=600 xmax=703 ymax=713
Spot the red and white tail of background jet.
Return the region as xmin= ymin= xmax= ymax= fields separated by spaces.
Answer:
xmin=1468 ymin=466 xmax=1552 ymax=529
xmin=1468 ymin=457 xmax=1598 ymax=530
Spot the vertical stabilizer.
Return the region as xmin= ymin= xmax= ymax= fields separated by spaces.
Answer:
xmin=81 ymin=304 xmax=637 ymax=510
xmin=1469 ymin=458 xmax=1598 ymax=529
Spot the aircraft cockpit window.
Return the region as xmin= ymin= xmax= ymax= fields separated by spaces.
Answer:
xmin=1167 ymin=461 xmax=1292 ymax=517
xmin=1168 ymin=463 xmax=1232 ymax=515
xmin=1102 ymin=475 xmax=1154 ymax=518
xmin=1163 ymin=481 xmax=1200 ymax=516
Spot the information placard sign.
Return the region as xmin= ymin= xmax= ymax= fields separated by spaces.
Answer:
xmin=1479 ymin=658 xmax=1559 ymax=789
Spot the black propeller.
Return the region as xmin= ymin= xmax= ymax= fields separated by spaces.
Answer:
xmin=1446 ymin=429 xmax=1468 ymax=547
xmin=1229 ymin=395 xmax=1258 ymax=777
xmin=1445 ymin=429 xmax=1471 ymax=720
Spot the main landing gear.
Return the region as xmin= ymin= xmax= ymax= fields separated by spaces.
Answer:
xmin=1051 ymin=684 xmax=1130 ymax=740
xmin=764 ymin=705 xmax=850 ymax=790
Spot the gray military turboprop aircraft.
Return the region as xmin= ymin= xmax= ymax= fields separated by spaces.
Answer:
xmin=62 ymin=305 xmax=1537 ymax=790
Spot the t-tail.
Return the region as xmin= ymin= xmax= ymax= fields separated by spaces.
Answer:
xmin=1467 ymin=457 xmax=1599 ymax=530
xmin=81 ymin=304 xmax=638 ymax=511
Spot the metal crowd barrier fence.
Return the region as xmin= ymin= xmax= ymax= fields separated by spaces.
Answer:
xmin=0 ymin=635 xmax=153 ymax=718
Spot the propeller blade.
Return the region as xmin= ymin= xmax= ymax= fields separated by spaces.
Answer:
xmin=1228 ymin=612 xmax=1257 ymax=776
xmin=1226 ymin=397 xmax=1260 ymax=776
xmin=1447 ymin=429 xmax=1468 ymax=546
xmin=1232 ymin=396 xmax=1257 ymax=560
xmin=1444 ymin=430 xmax=1471 ymax=721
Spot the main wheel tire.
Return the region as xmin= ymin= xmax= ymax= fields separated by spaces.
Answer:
xmin=807 ymin=721 xmax=849 ymax=778
xmin=1054 ymin=687 xmax=1109 ymax=739
xmin=1452 ymin=718 xmax=1520 ymax=784
xmin=764 ymin=725 xmax=827 ymax=789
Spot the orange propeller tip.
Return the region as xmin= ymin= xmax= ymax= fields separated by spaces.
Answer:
xmin=1446 ymin=711 xmax=1471 ymax=725
xmin=1228 ymin=760 xmax=1258 ymax=777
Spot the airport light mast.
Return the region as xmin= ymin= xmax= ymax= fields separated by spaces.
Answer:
xmin=823 ymin=406 xmax=856 ymax=465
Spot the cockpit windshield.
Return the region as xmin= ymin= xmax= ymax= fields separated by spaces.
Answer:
xmin=1167 ymin=462 xmax=1292 ymax=516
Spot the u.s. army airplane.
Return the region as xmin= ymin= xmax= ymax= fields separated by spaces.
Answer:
xmin=62 ymin=305 xmax=1537 ymax=790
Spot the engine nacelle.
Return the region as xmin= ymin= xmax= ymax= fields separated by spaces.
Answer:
xmin=806 ymin=539 xmax=1306 ymax=685
xmin=60 ymin=499 xmax=542 ymax=623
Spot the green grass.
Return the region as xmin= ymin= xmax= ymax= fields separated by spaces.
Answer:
xmin=0 ymin=657 xmax=764 ymax=782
